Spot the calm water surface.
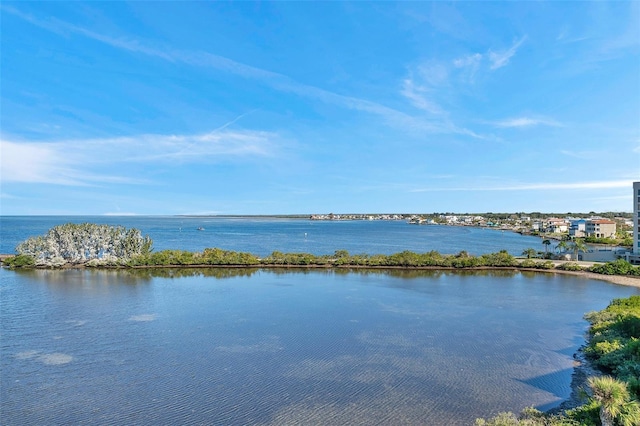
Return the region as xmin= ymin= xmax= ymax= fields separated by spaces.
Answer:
xmin=0 ymin=216 xmax=544 ymax=256
xmin=2 ymin=267 xmax=638 ymax=425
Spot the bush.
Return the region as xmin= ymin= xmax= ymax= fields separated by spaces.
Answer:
xmin=16 ymin=223 xmax=153 ymax=267
xmin=202 ymin=248 xmax=259 ymax=265
xmin=584 ymin=296 xmax=640 ymax=399
xmin=519 ymin=259 xmax=537 ymax=268
xmin=2 ymin=254 xmax=35 ymax=268
xmin=556 ymin=262 xmax=584 ymax=271
xmin=536 ymin=261 xmax=556 ymax=270
xmin=480 ymin=250 xmax=517 ymax=267
xmin=589 ymin=259 xmax=640 ymax=276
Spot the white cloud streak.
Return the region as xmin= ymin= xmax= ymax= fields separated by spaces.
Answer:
xmin=491 ymin=117 xmax=561 ymax=128
xmin=2 ymin=6 xmax=439 ymax=136
xmin=488 ymin=37 xmax=527 ymax=70
xmin=0 ymin=129 xmax=279 ymax=185
xmin=400 ymin=78 xmax=444 ymax=115
xmin=4 ymin=5 xmax=503 ymax=141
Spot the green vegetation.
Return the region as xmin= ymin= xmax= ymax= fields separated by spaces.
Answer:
xmin=589 ymin=260 xmax=640 ymax=277
xmin=475 ymin=407 xmax=577 ymax=425
xmin=557 ymin=262 xmax=585 ymax=272
xmin=587 ymin=376 xmax=640 ymax=426
xmin=127 ymin=248 xmax=259 ymax=266
xmin=584 ymin=296 xmax=640 ymax=399
xmin=477 ymin=296 xmax=640 ymax=426
xmin=2 ymin=254 xmax=35 ymax=268
xmin=585 ymin=237 xmax=626 ymax=246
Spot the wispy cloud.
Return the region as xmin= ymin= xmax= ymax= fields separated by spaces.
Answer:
xmin=449 ymin=36 xmax=526 ymax=79
xmin=0 ymin=128 xmax=281 ymax=186
xmin=400 ymin=78 xmax=444 ymax=115
xmin=2 ymin=5 xmax=443 ymax=136
xmin=410 ymin=180 xmax=633 ymax=192
xmin=0 ymin=140 xmax=84 ymax=185
xmin=488 ymin=37 xmax=527 ymax=70
xmin=452 ymin=53 xmax=483 ymax=83
xmin=490 ymin=116 xmax=561 ymax=128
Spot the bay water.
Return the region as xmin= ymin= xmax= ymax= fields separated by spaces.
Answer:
xmin=0 ymin=215 xmax=545 ymax=256
xmin=1 ymin=217 xmax=638 ymax=425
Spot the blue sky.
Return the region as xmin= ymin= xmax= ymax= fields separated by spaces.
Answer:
xmin=1 ymin=1 xmax=638 ymax=215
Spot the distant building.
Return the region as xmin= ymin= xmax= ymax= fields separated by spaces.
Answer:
xmin=635 ymin=182 xmax=640 ymax=255
xmin=586 ymin=219 xmax=616 ymax=238
xmin=546 ymin=218 xmax=568 ymax=233
xmin=569 ymin=219 xmax=587 ymax=238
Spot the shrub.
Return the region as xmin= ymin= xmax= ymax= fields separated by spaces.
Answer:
xmin=519 ymin=259 xmax=537 ymax=268
xmin=556 ymin=262 xmax=584 ymax=271
xmin=584 ymin=296 xmax=640 ymax=399
xmin=480 ymin=250 xmax=517 ymax=267
xmin=589 ymin=259 xmax=640 ymax=276
xmin=201 ymin=248 xmax=259 ymax=265
xmin=16 ymin=223 xmax=153 ymax=267
xmin=2 ymin=254 xmax=35 ymax=268
xmin=536 ymin=261 xmax=556 ymax=270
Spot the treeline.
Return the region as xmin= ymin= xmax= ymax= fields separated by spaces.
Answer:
xmin=477 ymin=296 xmax=640 ymax=426
xmin=4 ymin=248 xmax=529 ymax=269
xmin=6 ymin=247 xmax=640 ymax=278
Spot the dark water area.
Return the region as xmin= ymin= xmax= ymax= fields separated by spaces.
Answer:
xmin=2 ymin=267 xmax=639 ymax=425
xmin=0 ymin=215 xmax=544 ymax=256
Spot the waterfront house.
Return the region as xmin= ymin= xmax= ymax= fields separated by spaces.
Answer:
xmin=569 ymin=219 xmax=587 ymax=238
xmin=546 ymin=218 xmax=569 ymax=233
xmin=585 ymin=219 xmax=616 ymax=238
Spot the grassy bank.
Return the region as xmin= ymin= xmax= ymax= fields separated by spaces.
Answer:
xmin=477 ymin=296 xmax=640 ymax=426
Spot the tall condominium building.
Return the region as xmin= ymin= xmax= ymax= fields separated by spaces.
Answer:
xmin=635 ymin=181 xmax=640 ymax=255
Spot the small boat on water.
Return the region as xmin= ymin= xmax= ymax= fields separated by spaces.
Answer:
xmin=197 ymin=227 xmax=205 ymax=231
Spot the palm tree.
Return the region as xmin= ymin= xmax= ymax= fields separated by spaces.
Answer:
xmin=618 ymin=400 xmax=640 ymax=426
xmin=542 ymin=239 xmax=551 ymax=254
xmin=522 ymin=248 xmax=537 ymax=259
xmin=556 ymin=240 xmax=569 ymax=254
xmin=588 ymin=376 xmax=631 ymax=426
xmin=569 ymin=239 xmax=587 ymax=261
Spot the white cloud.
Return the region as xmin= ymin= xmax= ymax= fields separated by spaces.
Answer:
xmin=0 ymin=128 xmax=281 ymax=186
xmin=491 ymin=117 xmax=561 ymax=128
xmin=0 ymin=140 xmax=82 ymax=185
xmin=488 ymin=36 xmax=527 ymax=70
xmin=453 ymin=53 xmax=482 ymax=83
xmin=400 ymin=78 xmax=443 ymax=115
xmin=3 ymin=6 xmax=428 ymax=135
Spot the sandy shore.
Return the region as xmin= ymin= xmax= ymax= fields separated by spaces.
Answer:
xmin=541 ymin=268 xmax=640 ymax=288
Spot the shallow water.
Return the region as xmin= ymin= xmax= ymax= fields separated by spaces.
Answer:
xmin=2 ymin=267 xmax=638 ymax=425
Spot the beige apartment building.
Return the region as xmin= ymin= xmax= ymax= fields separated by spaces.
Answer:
xmin=585 ymin=219 xmax=617 ymax=238
xmin=635 ymin=182 xmax=640 ymax=255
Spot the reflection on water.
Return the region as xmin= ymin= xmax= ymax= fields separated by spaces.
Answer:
xmin=14 ymin=267 xmax=153 ymax=287
xmin=1 ymin=268 xmax=639 ymax=425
